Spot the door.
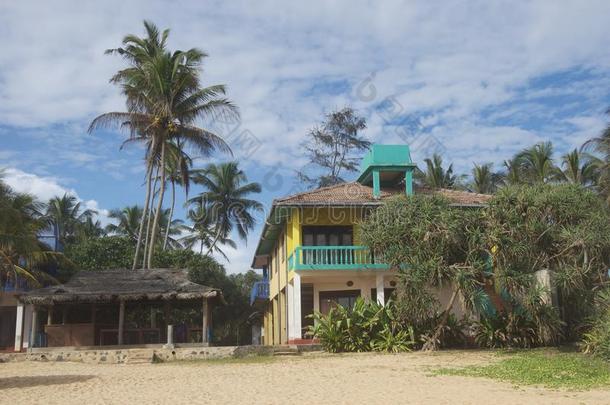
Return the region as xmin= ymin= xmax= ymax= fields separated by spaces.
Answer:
xmin=319 ymin=290 xmax=360 ymax=315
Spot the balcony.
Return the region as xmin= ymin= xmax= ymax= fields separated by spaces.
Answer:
xmin=288 ymin=246 xmax=389 ymax=271
xmin=250 ymin=280 xmax=270 ymax=305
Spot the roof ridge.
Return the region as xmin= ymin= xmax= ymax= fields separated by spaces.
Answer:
xmin=274 ymin=181 xmax=361 ymax=203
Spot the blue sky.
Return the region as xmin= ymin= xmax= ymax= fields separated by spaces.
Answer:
xmin=2 ymin=1 xmax=610 ymax=273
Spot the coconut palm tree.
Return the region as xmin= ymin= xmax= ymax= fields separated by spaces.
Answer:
xmin=470 ymin=163 xmax=503 ymax=194
xmin=181 ymin=204 xmax=237 ymax=259
xmin=163 ymin=141 xmax=193 ymax=250
xmin=560 ymin=148 xmax=599 ymax=187
xmin=584 ymin=124 xmax=610 ymax=203
xmin=502 ymin=157 xmax=522 ymax=186
xmin=106 ymin=205 xmax=144 ymax=242
xmin=45 ymin=194 xmax=96 ymax=247
xmin=88 ymin=21 xmax=238 ymax=268
xmin=0 ymin=176 xmax=60 ymax=288
xmin=189 ymin=162 xmax=262 ymax=256
xmin=514 ymin=142 xmax=560 ymax=184
xmin=415 ymin=154 xmax=463 ymax=189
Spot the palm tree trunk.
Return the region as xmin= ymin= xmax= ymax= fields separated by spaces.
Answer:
xmin=422 ymin=286 xmax=460 ymax=351
xmin=203 ymin=225 xmax=223 ymax=257
xmin=163 ymin=180 xmax=176 ymax=251
xmin=132 ymin=160 xmax=154 ymax=270
xmin=147 ymin=142 xmax=167 ymax=268
xmin=142 ymin=167 xmax=159 ymax=268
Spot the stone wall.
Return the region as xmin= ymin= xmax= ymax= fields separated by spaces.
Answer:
xmin=1 ymin=345 xmax=276 ymax=364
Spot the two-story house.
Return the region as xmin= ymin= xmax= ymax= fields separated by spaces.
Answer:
xmin=250 ymin=144 xmax=490 ymax=345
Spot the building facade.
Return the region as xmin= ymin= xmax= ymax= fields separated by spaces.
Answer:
xmin=250 ymin=145 xmax=491 ymax=345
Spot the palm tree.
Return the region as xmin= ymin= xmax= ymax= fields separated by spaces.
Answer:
xmin=584 ymin=124 xmax=610 ymax=203
xmin=189 ymin=162 xmax=262 ymax=256
xmin=471 ymin=163 xmax=503 ymax=194
xmin=88 ymin=21 xmax=238 ymax=268
xmin=181 ymin=204 xmax=237 ymax=259
xmin=106 ymin=205 xmax=144 ymax=242
xmin=163 ymin=142 xmax=193 ymax=250
xmin=502 ymin=157 xmax=523 ymax=186
xmin=45 ymin=194 xmax=96 ymax=247
xmin=415 ymin=154 xmax=462 ymax=189
xmin=514 ymin=142 xmax=560 ymax=184
xmin=560 ymin=148 xmax=599 ymax=187
xmin=0 ymin=176 xmax=60 ymax=288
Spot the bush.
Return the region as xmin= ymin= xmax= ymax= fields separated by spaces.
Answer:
xmin=64 ymin=236 xmax=135 ymax=271
xmin=581 ymin=288 xmax=610 ymax=360
xmin=307 ymin=298 xmax=415 ymax=353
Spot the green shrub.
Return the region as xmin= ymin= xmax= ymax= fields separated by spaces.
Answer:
xmin=307 ymin=298 xmax=415 ymax=353
xmin=581 ymin=288 xmax=610 ymax=360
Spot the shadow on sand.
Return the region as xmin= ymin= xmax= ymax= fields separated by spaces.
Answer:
xmin=0 ymin=375 xmax=96 ymax=389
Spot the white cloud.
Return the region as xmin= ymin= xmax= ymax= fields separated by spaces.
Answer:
xmin=2 ymin=167 xmax=112 ymax=226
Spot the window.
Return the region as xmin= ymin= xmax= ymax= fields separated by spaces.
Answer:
xmin=302 ymin=226 xmax=353 ymax=246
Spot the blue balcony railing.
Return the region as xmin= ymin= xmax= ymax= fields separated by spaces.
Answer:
xmin=288 ymin=246 xmax=389 ymax=271
xmin=250 ymin=280 xmax=270 ymax=305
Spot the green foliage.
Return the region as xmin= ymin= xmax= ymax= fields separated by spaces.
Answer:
xmin=581 ymin=288 xmax=610 ymax=360
xmin=435 ymin=349 xmax=610 ymax=390
xmin=64 ymin=236 xmax=135 ymax=271
xmin=360 ymin=194 xmax=487 ymax=349
xmin=307 ymin=298 xmax=415 ymax=353
xmin=296 ymin=107 xmax=370 ymax=188
xmin=473 ymin=313 xmax=539 ymax=349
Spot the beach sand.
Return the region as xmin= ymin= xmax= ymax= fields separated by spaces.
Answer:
xmin=1 ymin=350 xmax=608 ymax=404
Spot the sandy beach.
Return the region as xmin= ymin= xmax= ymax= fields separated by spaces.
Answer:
xmin=1 ymin=350 xmax=609 ymax=404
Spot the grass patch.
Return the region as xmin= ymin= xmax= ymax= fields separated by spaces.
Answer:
xmin=434 ymin=349 xmax=610 ymax=390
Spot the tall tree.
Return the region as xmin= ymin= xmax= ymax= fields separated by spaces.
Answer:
xmin=471 ymin=163 xmax=503 ymax=194
xmin=415 ymin=154 xmax=463 ymax=189
xmin=181 ymin=204 xmax=237 ymax=259
xmin=560 ymin=148 xmax=598 ymax=187
xmin=189 ymin=162 xmax=262 ymax=256
xmin=297 ymin=107 xmax=370 ymax=188
xmin=89 ymin=21 xmax=238 ymax=268
xmin=106 ymin=205 xmax=144 ymax=242
xmin=514 ymin=141 xmax=560 ymax=184
xmin=584 ymin=123 xmax=610 ymax=203
xmin=45 ymin=194 xmax=96 ymax=247
xmin=0 ymin=175 xmax=61 ymax=288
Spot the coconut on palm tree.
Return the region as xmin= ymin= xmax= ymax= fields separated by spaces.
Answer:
xmin=89 ymin=21 xmax=238 ymax=269
xmin=188 ymin=162 xmax=262 ymax=256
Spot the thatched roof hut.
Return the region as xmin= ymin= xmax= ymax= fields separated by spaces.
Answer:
xmin=17 ymin=268 xmax=223 ymax=305
xmin=16 ymin=269 xmax=223 ymax=348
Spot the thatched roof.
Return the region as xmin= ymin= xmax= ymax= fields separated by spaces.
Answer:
xmin=17 ymin=269 xmax=223 ymax=305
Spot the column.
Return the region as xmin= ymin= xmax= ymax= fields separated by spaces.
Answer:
xmin=376 ymin=273 xmax=385 ymax=305
xmin=292 ymin=273 xmax=302 ymax=340
xmin=47 ymin=307 xmax=53 ymax=325
xmin=405 ymin=168 xmax=413 ymax=196
xmin=118 ymin=300 xmax=125 ymax=345
xmin=14 ymin=303 xmax=24 ymax=351
xmin=202 ymin=298 xmax=209 ymax=344
xmin=30 ymin=308 xmax=38 ymax=349
xmin=372 ymin=169 xmax=380 ymax=198
xmin=287 ymin=279 xmax=294 ymax=341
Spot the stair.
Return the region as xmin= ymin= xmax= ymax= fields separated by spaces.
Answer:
xmin=126 ymin=350 xmax=153 ymax=364
xmin=272 ymin=345 xmax=300 ymax=356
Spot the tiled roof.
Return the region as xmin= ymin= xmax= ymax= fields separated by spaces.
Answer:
xmin=274 ymin=182 xmax=491 ymax=206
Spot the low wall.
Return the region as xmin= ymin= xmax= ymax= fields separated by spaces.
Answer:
xmin=0 ymin=345 xmax=276 ymax=364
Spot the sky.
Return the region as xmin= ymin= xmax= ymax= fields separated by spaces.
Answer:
xmin=2 ymin=0 xmax=610 ymax=274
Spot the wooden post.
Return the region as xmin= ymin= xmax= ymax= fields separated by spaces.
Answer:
xmin=118 ymin=300 xmax=125 ymax=345
xmin=47 ymin=307 xmax=53 ymax=325
xmin=166 ymin=324 xmax=174 ymax=347
xmin=150 ymin=307 xmax=156 ymax=328
xmin=62 ymin=306 xmax=68 ymax=324
xmin=202 ymin=298 xmax=209 ymax=345
xmin=30 ymin=308 xmax=39 ymax=348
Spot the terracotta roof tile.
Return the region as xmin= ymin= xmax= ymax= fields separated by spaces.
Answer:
xmin=274 ymin=182 xmax=491 ymax=206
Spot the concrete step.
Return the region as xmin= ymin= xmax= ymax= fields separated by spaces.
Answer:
xmin=126 ymin=350 xmax=153 ymax=364
xmin=272 ymin=345 xmax=300 ymax=356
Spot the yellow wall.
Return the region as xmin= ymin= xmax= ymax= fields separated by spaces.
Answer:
xmin=263 ymin=206 xmax=368 ymax=344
